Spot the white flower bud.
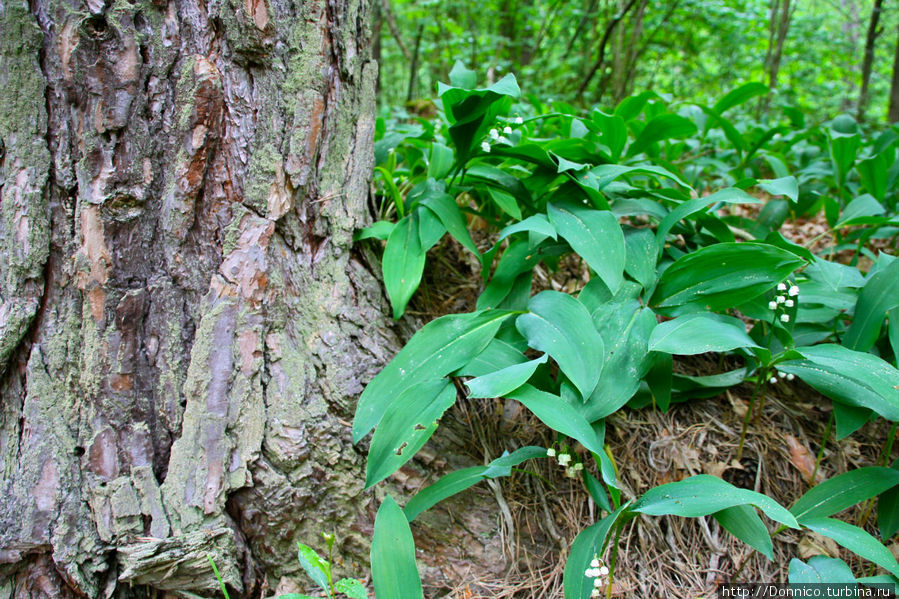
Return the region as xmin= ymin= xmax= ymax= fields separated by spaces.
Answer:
xmin=778 ymin=283 xmax=787 ymax=291
xmin=574 ymin=462 xmax=584 ymax=471
xmin=780 ymin=314 xmax=790 ymax=323
xmin=585 ymin=568 xmax=594 ymax=577
xmin=591 ymin=590 xmax=601 ymax=598
xmin=769 ymin=376 xmax=778 ymax=384
xmin=590 ymin=558 xmax=600 ymax=568
xmin=514 ymin=116 xmax=524 ymax=124
xmin=558 ymin=453 xmax=571 ymax=466
xmin=777 ymin=295 xmax=786 ymax=304
xmin=789 ymin=285 xmax=800 ymax=297
xmin=480 ymin=141 xmax=491 ymax=153
xmin=594 ymin=578 xmax=603 ymax=588
xmin=503 ymin=126 xmax=513 ymax=134
xmin=599 ymin=565 xmax=609 ymax=576
xmin=489 ymin=128 xmax=499 ymax=139
xmin=785 ymin=299 xmax=794 ymax=307
xmin=768 ymin=301 xmax=778 ymax=310
xmin=786 ymin=373 xmax=795 ymax=381
xmin=546 ymin=448 xmax=556 ymax=457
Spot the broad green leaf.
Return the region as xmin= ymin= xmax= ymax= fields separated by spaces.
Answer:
xmin=805 ymin=258 xmax=865 ymax=291
xmin=371 ymin=496 xmax=423 ymax=599
xmin=296 ymin=543 xmax=330 ymax=595
xmin=477 ymin=240 xmax=541 ymax=309
xmin=334 ymin=578 xmax=368 ymax=599
xmin=516 ymin=291 xmax=604 ymax=399
xmin=590 ymin=163 xmax=689 ymax=190
xmin=427 ymin=143 xmax=454 ymax=181
xmin=448 ymin=60 xmax=477 ymax=88
xmin=880 ymin=460 xmax=899 ymax=540
xmin=354 ymin=220 xmax=395 ymax=241
xmin=651 ymin=242 xmax=805 ymax=312
xmin=354 ymin=310 xmax=513 ymax=442
xmin=578 ymin=277 xmax=613 ymax=313
xmin=496 ymin=214 xmax=556 ymax=244
xmin=585 ymin=301 xmax=656 ymax=420
xmin=632 ymin=475 xmax=798 ymax=527
xmin=789 ymin=556 xmax=858 ymax=584
xmin=858 ymin=153 xmax=889 ymax=202
xmin=420 ymin=189 xmax=479 ymax=256
xmin=836 ymin=194 xmax=885 ymax=227
xmin=713 ymin=82 xmax=769 ymax=114
xmin=777 ymin=344 xmax=899 ymax=421
xmin=417 ymin=204 xmax=445 ymax=250
xmin=548 ymin=199 xmax=626 ymax=293
xmin=646 ymin=351 xmax=674 ymax=412
xmin=366 ymin=380 xmax=457 ymax=488
xmin=615 ymin=90 xmax=657 ymax=121
xmin=583 ymin=470 xmax=612 ymax=512
xmin=486 ymin=186 xmax=522 ymax=220
xmin=466 ymin=355 xmax=547 ymax=398
xmin=623 ymin=227 xmax=658 ymax=290
xmin=757 ymin=176 xmax=799 ymax=202
xmin=833 ymin=402 xmax=872 ymax=440
xmin=563 ymin=504 xmax=631 ymax=599
xmin=455 ymin=337 xmax=527 ymax=377
xmin=591 ymin=110 xmax=627 ymax=161
xmin=648 ymin=313 xmax=759 ymax=355
xmin=655 ymin=188 xmax=759 ymax=254
xmin=844 ymin=258 xmax=899 ymax=351
xmin=802 ymin=517 xmax=899 ymax=578
xmin=713 ymin=505 xmax=774 ymax=560
xmin=626 ymin=114 xmax=698 ymax=158
xmin=507 ymin=385 xmax=607 ymax=462
xmin=383 ymin=213 xmax=426 ymax=319
xmin=404 ymin=446 xmax=547 ymax=521
xmin=790 ymin=467 xmax=899 ymax=523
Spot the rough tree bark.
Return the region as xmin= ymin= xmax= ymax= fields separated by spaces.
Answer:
xmin=0 ymin=0 xmax=400 ymax=596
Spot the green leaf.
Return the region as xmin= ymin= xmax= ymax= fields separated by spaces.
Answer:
xmin=790 ymin=467 xmax=899 ymax=523
xmin=802 ymin=517 xmax=899 ymax=578
xmin=383 ymin=213 xmax=426 ymax=319
xmin=354 ymin=310 xmax=514 ymax=442
xmin=655 ymin=188 xmax=759 ymax=254
xmin=477 ymin=240 xmax=541 ymax=309
xmin=420 ymin=188 xmax=479 ymax=256
xmin=448 ymin=60 xmax=477 ymax=88
xmin=757 ymin=176 xmax=799 ymax=202
xmin=563 ymin=505 xmax=631 ymax=599
xmin=296 ymin=543 xmax=331 ymax=596
xmin=805 ymin=258 xmax=865 ymax=291
xmin=844 ymin=258 xmax=899 ymax=351
xmin=334 ymin=579 xmax=367 ymax=599
xmin=858 ymin=153 xmax=890 ymax=202
xmin=713 ymin=505 xmax=774 ymax=560
xmin=626 ymin=114 xmax=698 ymax=158
xmin=455 ymin=337 xmax=527 ymax=377
xmin=516 ymin=291 xmax=604 ymax=399
xmin=366 ymin=379 xmax=457 ymax=488
xmin=404 ymin=446 xmax=547 ymax=521
xmin=466 ymin=355 xmax=548 ymax=398
xmin=583 ymin=470 xmax=612 ymax=512
xmin=837 ymin=194 xmax=886 ymax=227
xmin=371 ymin=496 xmax=423 ymax=599
xmin=777 ymin=344 xmax=899 ymax=421
xmin=416 ymin=204 xmax=445 ymax=251
xmin=485 ymin=186 xmax=523 ymax=220
xmin=879 ymin=461 xmax=899 ymax=540
xmin=506 ymin=385 xmax=607 ymax=465
xmin=427 ymin=143 xmax=454 ymax=181
xmin=585 ymin=301 xmax=656 ymax=420
xmin=590 ymin=164 xmax=690 ymax=190
xmin=623 ymin=227 xmax=658 ymax=290
xmin=648 ymin=313 xmax=759 ymax=355
xmin=713 ymin=82 xmax=769 ymax=114
xmin=496 ymin=214 xmax=556 ymax=245
xmin=789 ymin=556 xmax=858 ymax=585
xmin=651 ymin=242 xmax=805 ymax=312
xmin=547 ymin=200 xmax=626 ymax=293
xmin=354 ymin=220 xmax=395 ymax=241
xmin=632 ymin=475 xmax=798 ymax=527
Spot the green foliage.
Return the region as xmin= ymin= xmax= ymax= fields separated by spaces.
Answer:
xmin=356 ymin=69 xmax=899 ymax=595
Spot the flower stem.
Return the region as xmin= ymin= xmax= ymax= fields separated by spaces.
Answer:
xmin=810 ymin=411 xmax=833 ymax=485
xmin=605 ymin=524 xmax=623 ymax=599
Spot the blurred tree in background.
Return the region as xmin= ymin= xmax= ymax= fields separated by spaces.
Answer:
xmin=376 ymin=0 xmax=899 ymax=124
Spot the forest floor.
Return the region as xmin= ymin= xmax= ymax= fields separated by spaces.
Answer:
xmin=382 ymin=215 xmax=898 ymax=598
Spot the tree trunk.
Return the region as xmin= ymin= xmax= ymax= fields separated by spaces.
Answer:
xmin=858 ymin=0 xmax=884 ymax=122
xmin=0 ymin=0 xmax=396 ymax=596
xmin=890 ymin=23 xmax=899 ymax=122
